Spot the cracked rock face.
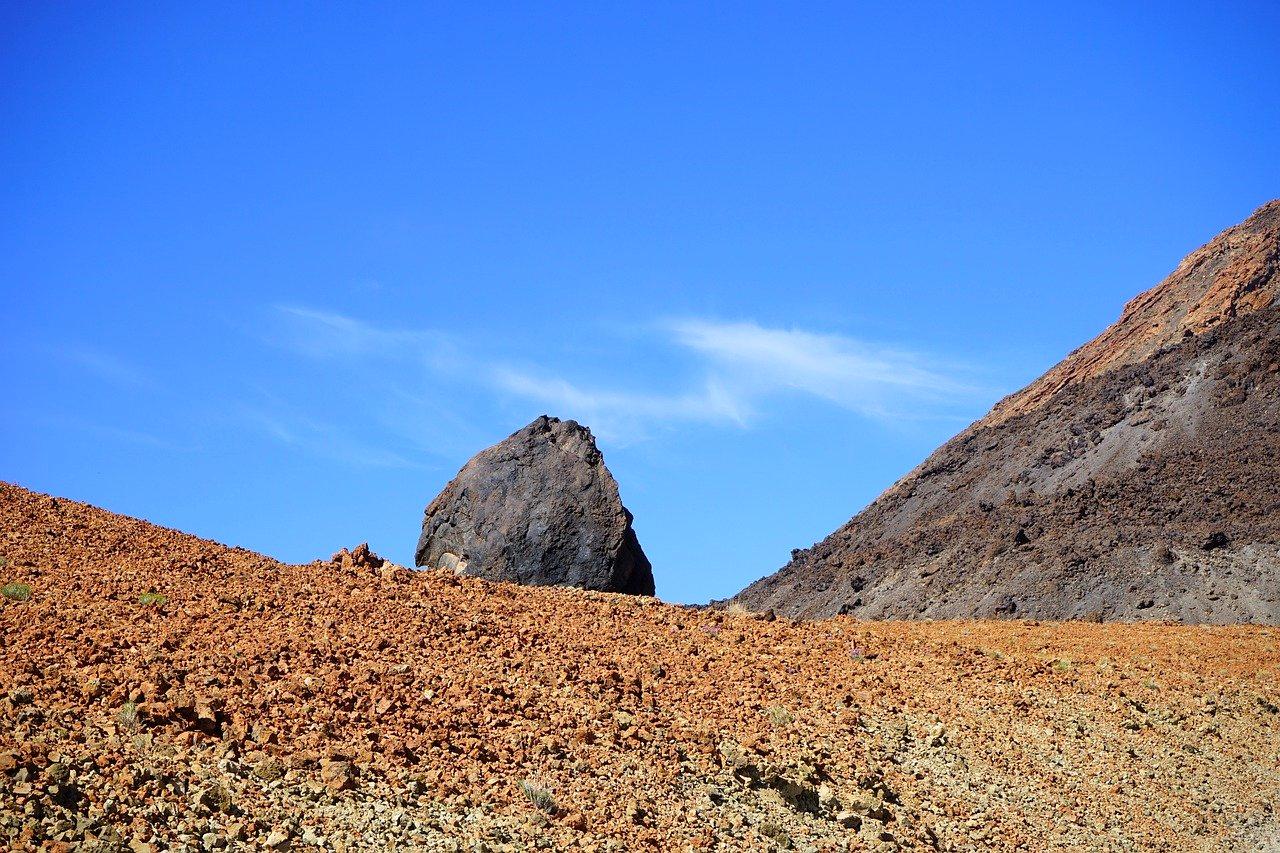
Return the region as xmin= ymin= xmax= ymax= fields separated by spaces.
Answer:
xmin=415 ymin=416 xmax=654 ymax=595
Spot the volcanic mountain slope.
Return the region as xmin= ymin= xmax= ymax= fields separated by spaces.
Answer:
xmin=3 ymin=484 xmax=1280 ymax=851
xmin=736 ymin=200 xmax=1280 ymax=622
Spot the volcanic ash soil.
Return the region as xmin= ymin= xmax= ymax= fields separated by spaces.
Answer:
xmin=2 ymin=482 xmax=1280 ymax=851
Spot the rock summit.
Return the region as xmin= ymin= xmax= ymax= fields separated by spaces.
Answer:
xmin=415 ymin=415 xmax=654 ymax=595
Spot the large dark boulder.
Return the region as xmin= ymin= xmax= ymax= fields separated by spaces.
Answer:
xmin=415 ymin=416 xmax=655 ymax=595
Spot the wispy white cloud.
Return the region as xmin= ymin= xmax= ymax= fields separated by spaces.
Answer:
xmin=490 ymin=369 xmax=748 ymax=441
xmin=664 ymin=318 xmax=978 ymax=418
xmin=58 ymin=346 xmax=157 ymax=390
xmin=485 ymin=319 xmax=982 ymax=440
xmin=272 ymin=304 xmax=458 ymax=368
xmin=31 ymin=414 xmax=194 ymax=452
xmin=265 ymin=305 xmax=988 ymax=447
xmin=234 ymin=401 xmax=424 ymax=470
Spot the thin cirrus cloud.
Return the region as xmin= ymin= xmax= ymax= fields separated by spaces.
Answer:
xmin=665 ymin=318 xmax=979 ymax=416
xmin=492 ymin=319 xmax=984 ymax=439
xmin=232 ymin=397 xmax=423 ymax=470
xmin=272 ymin=305 xmax=450 ymax=363
xmin=56 ymin=345 xmax=158 ymax=390
xmin=489 ymin=369 xmax=750 ymax=441
xmin=266 ymin=305 xmax=985 ymax=446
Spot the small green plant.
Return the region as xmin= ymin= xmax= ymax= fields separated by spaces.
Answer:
xmin=118 ymin=701 xmax=141 ymax=731
xmin=138 ymin=592 xmax=167 ymax=606
xmin=518 ymin=779 xmax=557 ymax=814
xmin=1052 ymin=658 xmax=1072 ymax=672
xmin=765 ymin=705 xmax=794 ymax=727
xmin=2 ymin=582 xmax=31 ymax=602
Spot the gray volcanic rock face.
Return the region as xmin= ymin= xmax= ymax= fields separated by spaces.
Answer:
xmin=415 ymin=416 xmax=654 ymax=595
xmin=734 ymin=200 xmax=1280 ymax=623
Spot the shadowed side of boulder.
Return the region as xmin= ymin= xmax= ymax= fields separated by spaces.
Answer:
xmin=415 ymin=416 xmax=655 ymax=595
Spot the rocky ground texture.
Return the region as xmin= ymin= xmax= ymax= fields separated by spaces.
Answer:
xmin=736 ymin=200 xmax=1280 ymax=622
xmin=3 ymin=483 xmax=1280 ymax=851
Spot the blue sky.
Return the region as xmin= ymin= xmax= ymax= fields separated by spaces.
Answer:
xmin=2 ymin=3 xmax=1278 ymax=603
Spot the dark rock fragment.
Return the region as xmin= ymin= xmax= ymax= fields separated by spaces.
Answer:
xmin=1202 ymin=532 xmax=1230 ymax=551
